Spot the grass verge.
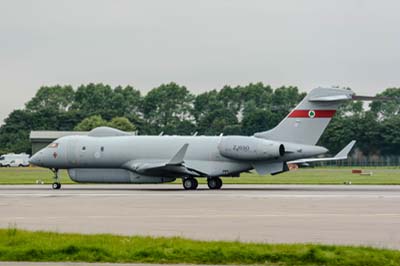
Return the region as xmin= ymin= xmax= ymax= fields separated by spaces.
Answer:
xmin=0 ymin=228 xmax=399 ymax=266
xmin=0 ymin=167 xmax=399 ymax=185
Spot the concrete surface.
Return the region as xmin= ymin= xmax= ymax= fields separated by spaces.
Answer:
xmin=0 ymin=184 xmax=400 ymax=249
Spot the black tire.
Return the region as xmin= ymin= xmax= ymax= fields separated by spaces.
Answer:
xmin=216 ymin=178 xmax=223 ymax=189
xmin=52 ymin=182 xmax=61 ymax=190
xmin=208 ymin=177 xmax=222 ymax=190
xmin=192 ymin=178 xmax=198 ymax=189
xmin=183 ymin=178 xmax=198 ymax=190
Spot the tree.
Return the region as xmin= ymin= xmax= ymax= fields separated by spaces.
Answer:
xmin=222 ymin=124 xmax=242 ymax=135
xmin=110 ymin=86 xmax=142 ymax=118
xmin=192 ymin=90 xmax=221 ymax=123
xmin=240 ymin=82 xmax=273 ymax=108
xmin=381 ymin=115 xmax=400 ymax=155
xmin=25 ymin=85 xmax=75 ymax=112
xmin=0 ymin=110 xmax=34 ymax=153
xmin=74 ymin=115 xmax=108 ymax=131
xmin=141 ymin=83 xmax=194 ymax=132
xmin=217 ymin=86 xmax=242 ymax=113
xmin=197 ymin=108 xmax=238 ymax=135
xmin=370 ymin=88 xmax=400 ymax=120
xmin=241 ymin=108 xmax=276 ymax=136
xmin=0 ymin=82 xmax=399 ymax=158
xmin=108 ymin=117 xmax=136 ymax=132
xmin=71 ymin=83 xmax=115 ymax=120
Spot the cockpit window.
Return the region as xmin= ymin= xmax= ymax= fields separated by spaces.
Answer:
xmin=0 ymin=156 xmax=4 ymax=161
xmin=48 ymin=143 xmax=59 ymax=148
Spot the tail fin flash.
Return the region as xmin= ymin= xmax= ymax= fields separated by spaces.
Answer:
xmin=254 ymin=87 xmax=355 ymax=145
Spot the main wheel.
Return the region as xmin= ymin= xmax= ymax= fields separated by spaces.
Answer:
xmin=183 ymin=178 xmax=198 ymax=190
xmin=52 ymin=182 xmax=61 ymax=190
xmin=207 ymin=177 xmax=222 ymax=190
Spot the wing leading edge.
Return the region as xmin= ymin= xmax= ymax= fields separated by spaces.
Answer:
xmin=123 ymin=143 xmax=205 ymax=177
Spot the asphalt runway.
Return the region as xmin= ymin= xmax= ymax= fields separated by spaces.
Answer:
xmin=1 ymin=184 xmax=400 ymax=249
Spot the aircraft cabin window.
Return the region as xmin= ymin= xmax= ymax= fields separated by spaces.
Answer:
xmin=101 ymin=147 xmax=104 ymax=152
xmin=82 ymin=146 xmax=86 ymax=151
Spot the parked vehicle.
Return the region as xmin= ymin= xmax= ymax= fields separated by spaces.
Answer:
xmin=0 ymin=153 xmax=30 ymax=167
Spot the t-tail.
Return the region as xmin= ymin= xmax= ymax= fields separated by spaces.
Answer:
xmin=254 ymin=87 xmax=356 ymax=145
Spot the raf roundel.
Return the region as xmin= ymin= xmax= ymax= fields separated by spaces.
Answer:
xmin=308 ymin=110 xmax=316 ymax=118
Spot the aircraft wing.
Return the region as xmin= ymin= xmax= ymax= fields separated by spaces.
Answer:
xmin=123 ymin=144 xmax=205 ymax=176
xmin=288 ymin=140 xmax=356 ymax=164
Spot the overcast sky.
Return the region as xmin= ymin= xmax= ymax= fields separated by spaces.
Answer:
xmin=1 ymin=0 xmax=400 ymax=124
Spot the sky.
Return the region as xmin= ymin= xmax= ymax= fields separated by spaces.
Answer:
xmin=1 ymin=0 xmax=400 ymax=124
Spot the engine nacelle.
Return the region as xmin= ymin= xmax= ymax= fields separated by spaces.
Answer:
xmin=218 ymin=136 xmax=285 ymax=161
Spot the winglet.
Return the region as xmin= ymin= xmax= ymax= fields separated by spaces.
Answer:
xmin=168 ymin=143 xmax=189 ymax=165
xmin=334 ymin=140 xmax=356 ymax=159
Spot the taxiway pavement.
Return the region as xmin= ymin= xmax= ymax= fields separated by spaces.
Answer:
xmin=0 ymin=184 xmax=399 ymax=249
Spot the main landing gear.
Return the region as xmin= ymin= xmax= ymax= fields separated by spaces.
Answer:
xmin=182 ymin=177 xmax=223 ymax=190
xmin=51 ymin=168 xmax=61 ymax=190
xmin=207 ymin=177 xmax=222 ymax=190
xmin=182 ymin=177 xmax=198 ymax=190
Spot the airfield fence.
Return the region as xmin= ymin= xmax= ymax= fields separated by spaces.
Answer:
xmin=315 ymin=156 xmax=400 ymax=167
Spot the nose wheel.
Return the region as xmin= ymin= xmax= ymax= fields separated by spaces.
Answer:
xmin=52 ymin=182 xmax=61 ymax=189
xmin=207 ymin=177 xmax=222 ymax=189
xmin=51 ymin=168 xmax=61 ymax=190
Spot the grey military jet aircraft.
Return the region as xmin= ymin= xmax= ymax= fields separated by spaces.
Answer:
xmin=30 ymin=87 xmax=367 ymax=190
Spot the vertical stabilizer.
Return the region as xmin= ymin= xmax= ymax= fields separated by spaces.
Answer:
xmin=254 ymin=87 xmax=355 ymax=145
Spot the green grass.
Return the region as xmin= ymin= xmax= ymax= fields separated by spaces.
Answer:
xmin=1 ymin=228 xmax=399 ymax=265
xmin=0 ymin=167 xmax=74 ymax=184
xmin=225 ymin=167 xmax=400 ymax=185
xmin=0 ymin=167 xmax=399 ymax=185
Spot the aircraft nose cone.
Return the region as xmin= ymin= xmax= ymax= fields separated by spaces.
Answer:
xmin=29 ymin=153 xmax=41 ymax=166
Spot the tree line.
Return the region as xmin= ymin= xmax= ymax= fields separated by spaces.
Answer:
xmin=0 ymin=82 xmax=399 ymax=156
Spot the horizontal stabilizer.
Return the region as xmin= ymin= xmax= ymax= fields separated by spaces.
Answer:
xmin=352 ymin=95 xmax=391 ymax=101
xmin=334 ymin=140 xmax=356 ymax=159
xmin=308 ymin=94 xmax=353 ymax=102
xmin=288 ymin=140 xmax=356 ymax=164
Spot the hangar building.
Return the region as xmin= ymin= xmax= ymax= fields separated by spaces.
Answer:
xmin=30 ymin=130 xmax=138 ymax=154
xmin=30 ymin=131 xmax=88 ymax=155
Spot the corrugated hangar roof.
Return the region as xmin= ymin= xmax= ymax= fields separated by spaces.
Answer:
xmin=30 ymin=131 xmax=89 ymax=140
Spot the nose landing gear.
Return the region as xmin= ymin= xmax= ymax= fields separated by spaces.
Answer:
xmin=52 ymin=182 xmax=61 ymax=189
xmin=51 ymin=168 xmax=61 ymax=189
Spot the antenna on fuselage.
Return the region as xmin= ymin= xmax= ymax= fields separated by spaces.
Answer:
xmin=159 ymin=132 xmax=164 ymax=136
